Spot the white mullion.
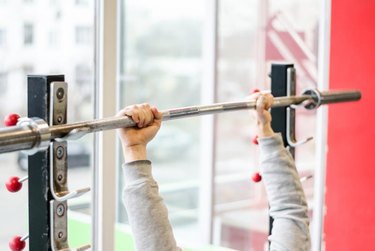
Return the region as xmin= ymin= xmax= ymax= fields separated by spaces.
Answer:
xmin=200 ymin=0 xmax=219 ymax=244
xmin=312 ymin=0 xmax=331 ymax=250
xmin=93 ymin=0 xmax=118 ymax=250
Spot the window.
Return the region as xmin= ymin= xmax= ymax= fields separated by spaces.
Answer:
xmin=48 ymin=30 xmax=59 ymax=47
xmin=75 ymin=26 xmax=92 ymax=45
xmin=22 ymin=65 xmax=34 ymax=75
xmin=0 ymin=72 xmax=7 ymax=93
xmin=74 ymin=64 xmax=93 ymax=104
xmin=0 ymin=1 xmax=94 ymax=250
xmin=23 ymin=23 xmax=34 ymax=45
xmin=117 ymin=0 xmax=205 ymax=248
xmin=75 ymin=64 xmax=92 ymax=87
xmin=76 ymin=0 xmax=88 ymax=6
xmin=0 ymin=29 xmax=5 ymax=47
xmin=214 ymin=0 xmax=319 ymax=250
xmin=117 ymin=0 xmax=320 ymax=250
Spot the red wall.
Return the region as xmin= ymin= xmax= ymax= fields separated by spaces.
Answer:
xmin=326 ymin=0 xmax=375 ymax=250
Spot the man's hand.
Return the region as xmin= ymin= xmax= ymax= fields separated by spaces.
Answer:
xmin=248 ymin=92 xmax=275 ymax=138
xmin=116 ymin=103 xmax=162 ymax=162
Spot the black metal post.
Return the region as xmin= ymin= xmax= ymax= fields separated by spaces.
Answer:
xmin=27 ymin=75 xmax=64 ymax=251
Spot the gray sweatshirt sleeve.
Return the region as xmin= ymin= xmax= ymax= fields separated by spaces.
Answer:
xmin=122 ymin=160 xmax=181 ymax=251
xmin=259 ymin=133 xmax=311 ymax=251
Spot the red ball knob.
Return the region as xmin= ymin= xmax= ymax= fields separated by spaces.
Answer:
xmin=4 ymin=114 xmax=20 ymax=127
xmin=251 ymin=88 xmax=260 ymax=94
xmin=252 ymin=135 xmax=259 ymax=145
xmin=6 ymin=177 xmax=23 ymax=193
xmin=9 ymin=236 xmax=26 ymax=251
xmin=252 ymin=172 xmax=262 ymax=183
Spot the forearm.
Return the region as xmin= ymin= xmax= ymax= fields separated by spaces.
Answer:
xmin=122 ymin=144 xmax=147 ymax=162
xmin=259 ymin=134 xmax=310 ymax=251
xmin=122 ymin=160 xmax=181 ymax=251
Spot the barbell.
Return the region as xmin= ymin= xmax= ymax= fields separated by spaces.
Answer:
xmin=0 ymin=88 xmax=361 ymax=154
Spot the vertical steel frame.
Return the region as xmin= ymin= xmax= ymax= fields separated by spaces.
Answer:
xmin=270 ymin=63 xmax=295 ymax=150
xmin=269 ymin=63 xmax=296 ymax=238
xmin=27 ymin=75 xmax=65 ymax=250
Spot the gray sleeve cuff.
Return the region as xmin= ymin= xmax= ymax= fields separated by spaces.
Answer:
xmin=258 ymin=133 xmax=285 ymax=160
xmin=122 ymin=160 xmax=153 ymax=184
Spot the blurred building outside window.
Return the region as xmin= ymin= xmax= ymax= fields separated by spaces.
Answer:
xmin=48 ymin=30 xmax=59 ymax=47
xmin=75 ymin=26 xmax=92 ymax=45
xmin=0 ymin=1 xmax=94 ymax=249
xmin=23 ymin=23 xmax=34 ymax=45
xmin=0 ymin=29 xmax=5 ymax=47
xmin=76 ymin=0 xmax=89 ymax=6
xmin=0 ymin=72 xmax=8 ymax=94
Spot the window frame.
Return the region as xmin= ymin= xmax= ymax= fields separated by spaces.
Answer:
xmin=93 ymin=0 xmax=329 ymax=249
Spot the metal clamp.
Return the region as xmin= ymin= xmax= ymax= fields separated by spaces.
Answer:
xmin=302 ymin=88 xmax=322 ymax=109
xmin=49 ymin=141 xmax=90 ymax=201
xmin=301 ymin=88 xmax=361 ymax=110
xmin=49 ymin=82 xmax=90 ymax=201
xmin=49 ymin=81 xmax=91 ymax=250
xmin=286 ymin=67 xmax=313 ymax=147
xmin=50 ymin=200 xmax=91 ymax=251
xmin=17 ymin=117 xmax=51 ymax=155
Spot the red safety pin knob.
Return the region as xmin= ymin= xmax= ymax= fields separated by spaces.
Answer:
xmin=9 ymin=235 xmax=27 ymax=251
xmin=251 ymin=172 xmax=262 ymax=183
xmin=252 ymin=135 xmax=259 ymax=145
xmin=4 ymin=113 xmax=20 ymax=127
xmin=6 ymin=176 xmax=28 ymax=193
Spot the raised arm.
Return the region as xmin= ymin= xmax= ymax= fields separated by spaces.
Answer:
xmin=117 ymin=104 xmax=181 ymax=251
xmin=254 ymin=93 xmax=311 ymax=251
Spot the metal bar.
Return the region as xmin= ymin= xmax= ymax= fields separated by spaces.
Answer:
xmin=319 ymin=90 xmax=361 ymax=105
xmin=0 ymin=126 xmax=37 ymax=151
xmin=0 ymin=89 xmax=361 ymax=154
xmin=49 ymin=95 xmax=311 ymax=137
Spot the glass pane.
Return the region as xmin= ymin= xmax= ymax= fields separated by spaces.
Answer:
xmin=0 ymin=0 xmax=95 ymax=249
xmin=214 ymin=0 xmax=319 ymax=250
xmin=117 ymin=0 xmax=205 ymax=248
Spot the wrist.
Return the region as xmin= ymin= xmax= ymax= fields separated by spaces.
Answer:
xmin=258 ymin=124 xmax=275 ymax=138
xmin=122 ymin=144 xmax=147 ymax=162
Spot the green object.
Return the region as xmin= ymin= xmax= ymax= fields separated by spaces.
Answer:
xmin=68 ymin=212 xmax=235 ymax=251
xmin=68 ymin=213 xmax=91 ymax=247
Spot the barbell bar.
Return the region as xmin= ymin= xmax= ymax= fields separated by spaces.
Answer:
xmin=0 ymin=88 xmax=361 ymax=155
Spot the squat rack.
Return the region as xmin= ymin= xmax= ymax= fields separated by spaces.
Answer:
xmin=1 ymin=65 xmax=361 ymax=250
